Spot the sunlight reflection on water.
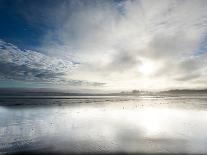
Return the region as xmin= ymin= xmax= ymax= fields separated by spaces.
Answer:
xmin=0 ymin=96 xmax=207 ymax=154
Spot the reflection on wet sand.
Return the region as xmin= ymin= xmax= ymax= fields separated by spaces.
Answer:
xmin=1 ymin=96 xmax=207 ymax=154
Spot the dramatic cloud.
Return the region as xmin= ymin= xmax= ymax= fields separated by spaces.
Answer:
xmin=1 ymin=0 xmax=207 ymax=91
xmin=0 ymin=40 xmax=105 ymax=88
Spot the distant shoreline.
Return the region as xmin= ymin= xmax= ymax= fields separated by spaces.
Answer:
xmin=0 ymin=88 xmax=207 ymax=97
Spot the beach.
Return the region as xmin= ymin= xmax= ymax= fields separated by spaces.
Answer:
xmin=1 ymin=95 xmax=207 ymax=154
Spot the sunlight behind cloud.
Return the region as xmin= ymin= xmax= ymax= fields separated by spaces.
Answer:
xmin=139 ymin=59 xmax=155 ymax=76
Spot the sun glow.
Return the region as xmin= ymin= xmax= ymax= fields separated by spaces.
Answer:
xmin=139 ymin=59 xmax=155 ymax=76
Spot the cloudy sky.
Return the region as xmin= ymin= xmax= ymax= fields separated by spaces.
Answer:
xmin=0 ymin=0 xmax=207 ymax=92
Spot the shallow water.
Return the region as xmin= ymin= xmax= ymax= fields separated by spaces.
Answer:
xmin=0 ymin=95 xmax=207 ymax=154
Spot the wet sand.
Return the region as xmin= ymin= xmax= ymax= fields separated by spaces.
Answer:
xmin=1 ymin=95 xmax=207 ymax=154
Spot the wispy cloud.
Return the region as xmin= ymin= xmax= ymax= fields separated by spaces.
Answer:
xmin=0 ymin=39 xmax=105 ymax=88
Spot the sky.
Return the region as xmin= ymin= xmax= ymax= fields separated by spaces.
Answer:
xmin=0 ymin=0 xmax=207 ymax=92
